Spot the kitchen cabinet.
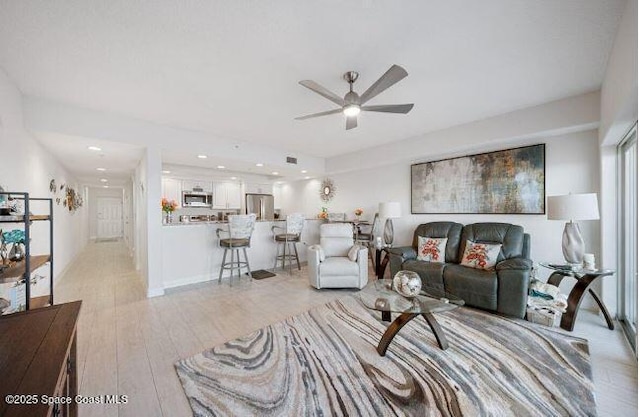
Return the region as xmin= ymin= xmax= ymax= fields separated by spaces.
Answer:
xmin=245 ymin=183 xmax=273 ymax=194
xmin=182 ymin=180 xmax=213 ymax=193
xmin=161 ymin=178 xmax=181 ymax=204
xmin=213 ymin=181 xmax=242 ymax=209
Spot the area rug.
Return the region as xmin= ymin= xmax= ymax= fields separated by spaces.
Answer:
xmin=175 ymin=296 xmax=596 ymax=417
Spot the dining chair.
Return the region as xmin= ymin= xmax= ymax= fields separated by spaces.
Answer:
xmin=355 ymin=213 xmax=380 ymax=268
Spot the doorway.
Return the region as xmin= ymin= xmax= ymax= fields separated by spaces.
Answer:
xmin=618 ymin=123 xmax=637 ymax=352
xmin=96 ymin=197 xmax=123 ymax=240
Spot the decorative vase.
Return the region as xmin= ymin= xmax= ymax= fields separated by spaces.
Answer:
xmin=8 ymin=243 xmax=24 ymax=262
xmin=392 ymin=270 xmax=422 ymax=298
xmin=163 ymin=212 xmax=173 ymax=224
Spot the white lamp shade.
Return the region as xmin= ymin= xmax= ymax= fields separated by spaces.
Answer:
xmin=379 ymin=202 xmax=401 ymax=218
xmin=547 ymin=193 xmax=600 ymax=221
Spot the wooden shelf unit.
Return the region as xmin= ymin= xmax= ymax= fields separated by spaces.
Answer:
xmin=0 ymin=192 xmax=54 ymax=312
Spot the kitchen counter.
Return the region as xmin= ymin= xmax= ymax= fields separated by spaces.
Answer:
xmin=161 ymin=218 xmax=322 ymax=289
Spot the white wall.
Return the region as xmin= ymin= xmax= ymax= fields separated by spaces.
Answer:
xmin=281 ymin=131 xmax=601 ymax=300
xmin=87 ymin=187 xmax=124 ymax=239
xmin=0 ymin=68 xmax=87 ymax=295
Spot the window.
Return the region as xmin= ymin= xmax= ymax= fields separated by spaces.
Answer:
xmin=618 ymin=123 xmax=637 ymax=351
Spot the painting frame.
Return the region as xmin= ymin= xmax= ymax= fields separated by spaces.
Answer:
xmin=411 ymin=144 xmax=546 ymax=215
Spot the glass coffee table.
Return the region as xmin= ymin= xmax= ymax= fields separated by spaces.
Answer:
xmin=359 ymin=279 xmax=464 ymax=356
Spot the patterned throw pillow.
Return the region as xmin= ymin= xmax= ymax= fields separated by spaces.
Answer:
xmin=417 ymin=236 xmax=448 ymax=262
xmin=460 ymin=240 xmax=502 ymax=270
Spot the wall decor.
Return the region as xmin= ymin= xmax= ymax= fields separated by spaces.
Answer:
xmin=411 ymin=144 xmax=545 ymax=214
xmin=319 ymin=178 xmax=336 ymax=202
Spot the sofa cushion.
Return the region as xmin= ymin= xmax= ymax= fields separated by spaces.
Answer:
xmin=417 ymin=237 xmax=447 ymax=262
xmin=443 ymin=264 xmax=498 ymax=311
xmin=412 ymin=222 xmax=464 ymax=263
xmin=402 ymin=260 xmax=445 ymax=291
xmin=460 ymin=223 xmax=525 ymax=262
xmin=319 ymin=257 xmax=359 ymax=276
xmin=460 ymin=240 xmax=502 ymax=270
xmin=320 ymin=223 xmax=354 ymax=257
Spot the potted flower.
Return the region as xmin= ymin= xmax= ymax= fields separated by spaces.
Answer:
xmin=318 ymin=207 xmax=328 ymax=219
xmin=161 ymin=198 xmax=179 ymax=224
xmin=354 ymin=208 xmax=363 ymax=221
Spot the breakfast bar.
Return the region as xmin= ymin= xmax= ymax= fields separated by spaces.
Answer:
xmin=161 ymin=219 xmax=321 ymax=289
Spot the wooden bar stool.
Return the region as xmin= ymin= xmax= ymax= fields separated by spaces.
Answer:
xmin=216 ymin=214 xmax=256 ymax=286
xmin=272 ymin=213 xmax=305 ymax=275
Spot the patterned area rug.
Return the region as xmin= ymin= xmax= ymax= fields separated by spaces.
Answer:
xmin=175 ymin=296 xmax=596 ymax=417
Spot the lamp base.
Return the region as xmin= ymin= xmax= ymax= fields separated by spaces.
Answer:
xmin=562 ymin=222 xmax=584 ymax=265
xmin=383 ymin=218 xmax=394 ymax=246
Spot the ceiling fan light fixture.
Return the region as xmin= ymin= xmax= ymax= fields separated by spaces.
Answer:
xmin=343 ymin=104 xmax=361 ymax=117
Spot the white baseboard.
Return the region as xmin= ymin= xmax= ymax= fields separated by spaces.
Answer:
xmin=147 ymin=287 xmax=165 ymax=298
xmin=164 ymin=274 xmax=214 ymax=290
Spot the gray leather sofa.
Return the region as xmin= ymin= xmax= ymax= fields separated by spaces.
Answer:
xmin=388 ymin=222 xmax=532 ymax=318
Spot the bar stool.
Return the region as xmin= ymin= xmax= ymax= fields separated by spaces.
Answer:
xmin=355 ymin=213 xmax=380 ymax=268
xmin=272 ymin=213 xmax=305 ymax=275
xmin=216 ymin=214 xmax=256 ymax=286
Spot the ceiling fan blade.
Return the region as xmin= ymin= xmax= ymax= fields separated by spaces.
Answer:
xmin=295 ymin=108 xmax=343 ymax=120
xmin=299 ymin=80 xmax=345 ymax=106
xmin=359 ymin=65 xmax=409 ymax=105
xmin=361 ymin=103 xmax=414 ymax=114
xmin=346 ymin=116 xmax=358 ymax=130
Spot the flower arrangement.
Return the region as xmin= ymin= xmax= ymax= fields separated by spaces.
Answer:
xmin=161 ymin=198 xmax=179 ymax=213
xmin=354 ymin=208 xmax=363 ymax=217
xmin=318 ymin=207 xmax=328 ymax=219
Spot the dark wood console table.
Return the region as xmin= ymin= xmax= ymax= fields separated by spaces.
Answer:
xmin=1 ymin=301 xmax=82 ymax=417
xmin=375 ymin=247 xmax=391 ymax=280
xmin=540 ymin=263 xmax=615 ymax=332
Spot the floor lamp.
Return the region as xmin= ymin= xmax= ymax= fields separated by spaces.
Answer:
xmin=547 ymin=193 xmax=600 ymax=265
xmin=378 ymin=202 xmax=401 ymax=246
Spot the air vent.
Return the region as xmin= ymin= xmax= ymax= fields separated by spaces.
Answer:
xmin=286 ymin=156 xmax=298 ymax=164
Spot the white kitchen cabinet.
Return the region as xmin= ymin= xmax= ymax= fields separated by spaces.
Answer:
xmin=161 ymin=178 xmax=181 ymax=204
xmin=245 ymin=183 xmax=273 ymax=194
xmin=213 ymin=181 xmax=242 ymax=209
xmin=182 ymin=180 xmax=213 ymax=193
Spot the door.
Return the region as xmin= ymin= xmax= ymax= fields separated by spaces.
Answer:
xmin=618 ymin=123 xmax=637 ymax=351
xmin=97 ymin=197 xmax=123 ymax=239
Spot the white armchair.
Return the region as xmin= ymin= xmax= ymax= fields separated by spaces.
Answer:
xmin=308 ymin=223 xmax=369 ymax=289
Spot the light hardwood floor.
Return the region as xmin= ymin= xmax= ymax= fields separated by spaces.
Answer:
xmin=55 ymin=241 xmax=638 ymax=417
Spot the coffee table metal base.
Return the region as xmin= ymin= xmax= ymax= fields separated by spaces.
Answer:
xmin=377 ymin=312 xmax=449 ymax=356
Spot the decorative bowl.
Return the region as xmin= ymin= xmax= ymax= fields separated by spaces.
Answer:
xmin=392 ymin=270 xmax=422 ymax=298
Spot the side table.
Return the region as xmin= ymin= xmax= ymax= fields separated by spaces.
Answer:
xmin=540 ymin=263 xmax=615 ymax=331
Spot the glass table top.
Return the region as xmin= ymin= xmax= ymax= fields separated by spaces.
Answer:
xmin=359 ymin=279 xmax=464 ymax=314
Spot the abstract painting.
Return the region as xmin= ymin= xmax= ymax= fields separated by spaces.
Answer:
xmin=411 ymin=144 xmax=545 ymax=214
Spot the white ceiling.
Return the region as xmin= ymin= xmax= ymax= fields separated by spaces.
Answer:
xmin=0 ymin=1 xmax=626 ymax=164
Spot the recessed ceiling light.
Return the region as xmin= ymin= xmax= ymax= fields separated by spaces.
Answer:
xmin=272 ymin=171 xmax=279 ymax=175
xmin=197 ymin=154 xmax=207 ymax=159
xmin=230 ymin=176 xmax=237 ymax=180
xmin=276 ymin=181 xmax=283 ymax=185
xmin=255 ymin=163 xmax=264 ymax=167
xmin=88 ymin=146 xmax=102 ymax=151
xmin=162 ymin=170 xmax=171 ymax=174
xmin=103 ymin=185 xmax=109 ymax=188
xmin=301 ymin=170 xmax=307 ymax=173
xmin=100 ymin=178 xmax=108 ymax=183
xmin=217 ymin=165 xmax=225 ymax=169
xmin=305 ymin=176 xmax=311 ymax=180
xmin=96 ymin=167 xmax=106 ymax=172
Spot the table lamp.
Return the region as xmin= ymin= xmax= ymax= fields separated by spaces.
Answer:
xmin=378 ymin=202 xmax=401 ymax=246
xmin=547 ymin=193 xmax=599 ymax=265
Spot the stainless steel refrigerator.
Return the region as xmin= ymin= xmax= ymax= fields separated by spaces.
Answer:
xmin=245 ymin=193 xmax=274 ymax=220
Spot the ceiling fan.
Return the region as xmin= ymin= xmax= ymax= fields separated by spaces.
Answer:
xmin=295 ymin=64 xmax=414 ymax=130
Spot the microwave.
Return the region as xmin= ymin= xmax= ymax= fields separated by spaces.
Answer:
xmin=182 ymin=191 xmax=213 ymax=207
